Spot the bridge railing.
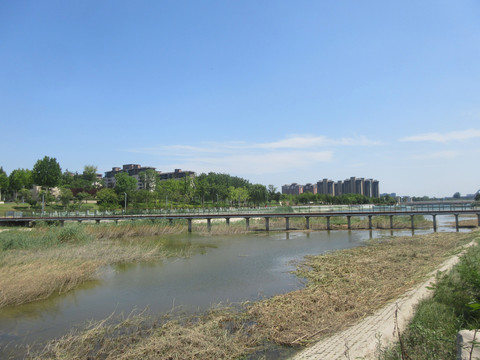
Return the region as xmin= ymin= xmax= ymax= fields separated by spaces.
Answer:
xmin=2 ymin=203 xmax=479 ymax=219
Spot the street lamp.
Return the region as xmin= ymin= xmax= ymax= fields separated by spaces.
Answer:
xmin=124 ymin=192 xmax=127 ymax=213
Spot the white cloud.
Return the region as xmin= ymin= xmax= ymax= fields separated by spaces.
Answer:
xmin=400 ymin=129 xmax=480 ymax=143
xmin=126 ymin=134 xmax=381 ymax=175
xmin=177 ymin=151 xmax=333 ymax=175
xmin=411 ymin=151 xmax=459 ymax=160
xmin=129 ymin=134 xmax=382 ymax=155
xmin=257 ymin=135 xmax=383 ymax=149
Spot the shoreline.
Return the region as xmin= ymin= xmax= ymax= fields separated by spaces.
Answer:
xmin=8 ymin=229 xmax=476 ymax=359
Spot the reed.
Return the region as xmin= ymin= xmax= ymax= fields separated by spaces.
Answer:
xmin=0 ymin=228 xmax=211 ymax=308
xmin=25 ymin=230 xmax=478 ymax=359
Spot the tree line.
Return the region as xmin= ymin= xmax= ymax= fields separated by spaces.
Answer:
xmin=0 ymin=156 xmax=271 ymax=210
xmin=0 ymin=156 xmax=394 ymax=211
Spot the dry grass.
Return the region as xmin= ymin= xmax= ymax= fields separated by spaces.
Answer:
xmin=26 ymin=230 xmax=478 ymax=359
xmin=29 ymin=308 xmax=254 ymax=360
xmin=458 ymin=218 xmax=479 ymax=228
xmin=0 ymin=237 xmax=207 ymax=309
xmin=247 ymin=230 xmax=475 ymax=346
xmin=85 ymin=221 xmax=189 ymax=238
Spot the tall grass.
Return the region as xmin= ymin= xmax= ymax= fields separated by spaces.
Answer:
xmin=0 ymin=224 xmax=92 ymax=251
xmin=0 ymin=224 xmax=214 ymax=309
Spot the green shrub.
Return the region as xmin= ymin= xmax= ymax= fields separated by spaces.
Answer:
xmin=55 ymin=224 xmax=91 ymax=243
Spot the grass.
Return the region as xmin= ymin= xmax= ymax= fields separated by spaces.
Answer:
xmin=0 ymin=224 xmax=213 ymax=308
xmin=22 ymin=230 xmax=477 ymax=360
xmin=378 ymin=233 xmax=480 ymax=359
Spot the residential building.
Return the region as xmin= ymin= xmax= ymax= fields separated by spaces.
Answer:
xmin=103 ymin=164 xmax=195 ymax=190
xmin=282 ymin=183 xmax=304 ymax=195
xmin=158 ymin=169 xmax=195 ymax=181
xmin=303 ymin=183 xmax=317 ymax=194
xmin=282 ymin=176 xmax=380 ymax=198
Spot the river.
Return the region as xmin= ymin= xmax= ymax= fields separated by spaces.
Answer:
xmin=0 ymin=214 xmax=470 ymax=357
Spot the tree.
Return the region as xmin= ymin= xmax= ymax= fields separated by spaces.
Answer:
xmin=156 ymin=179 xmax=183 ymax=205
xmin=475 ymin=192 xmax=480 ymax=202
xmin=114 ymin=172 xmax=137 ymax=207
xmin=82 ymin=165 xmax=99 ymax=190
xmin=249 ymin=184 xmax=268 ymax=206
xmin=0 ymin=167 xmax=9 ymax=201
xmin=453 ymin=192 xmax=461 ymax=199
xmin=75 ymin=191 xmax=90 ymax=209
xmin=134 ymin=189 xmax=155 ymax=208
xmin=138 ymin=169 xmax=157 ymax=191
xmin=18 ymin=188 xmax=33 ymax=205
xmin=9 ymin=169 xmax=32 ymax=200
xmin=59 ymin=188 xmax=74 ymax=208
xmin=32 ymin=156 xmax=62 ymax=190
xmin=228 ymin=186 xmax=249 ymax=206
xmin=194 ymin=176 xmax=209 ymax=206
xmin=96 ymin=188 xmax=119 ymax=210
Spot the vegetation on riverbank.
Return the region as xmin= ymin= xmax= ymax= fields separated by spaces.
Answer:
xmin=0 ymin=225 xmax=213 ymax=308
xmin=23 ymin=230 xmax=477 ymax=360
xmin=0 ymin=214 xmax=434 ymax=310
xmin=378 ymin=232 xmax=480 ymax=359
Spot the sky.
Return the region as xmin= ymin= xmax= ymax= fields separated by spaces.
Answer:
xmin=1 ymin=1 xmax=480 ymax=197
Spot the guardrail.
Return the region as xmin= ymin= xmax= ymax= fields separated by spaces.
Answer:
xmin=2 ymin=204 xmax=479 ymax=219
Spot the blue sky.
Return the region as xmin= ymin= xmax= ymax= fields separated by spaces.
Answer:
xmin=1 ymin=1 xmax=479 ymax=197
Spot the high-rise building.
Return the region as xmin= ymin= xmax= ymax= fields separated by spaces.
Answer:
xmin=372 ymin=180 xmax=380 ymax=198
xmin=283 ymin=177 xmax=380 ymax=198
xmin=281 ymin=183 xmax=304 ymax=195
xmin=303 ymin=183 xmax=317 ymax=194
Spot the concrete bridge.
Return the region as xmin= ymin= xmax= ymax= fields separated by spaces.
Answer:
xmin=1 ymin=208 xmax=479 ymax=232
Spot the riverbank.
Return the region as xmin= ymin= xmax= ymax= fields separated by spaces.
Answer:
xmin=0 ymin=224 xmax=213 ymax=308
xmin=21 ymin=229 xmax=477 ymax=359
xmin=0 ymin=216 xmax=432 ymax=308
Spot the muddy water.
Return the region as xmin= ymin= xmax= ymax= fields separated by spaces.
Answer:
xmin=0 ymin=217 xmax=468 ymax=357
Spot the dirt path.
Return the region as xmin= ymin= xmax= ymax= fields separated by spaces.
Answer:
xmin=292 ymin=241 xmax=475 ymax=360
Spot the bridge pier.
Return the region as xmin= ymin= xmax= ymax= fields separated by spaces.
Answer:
xmin=368 ymin=215 xmax=372 ymax=230
xmin=347 ymin=216 xmax=351 ymax=230
xmin=326 ymin=216 xmax=331 ymax=230
xmin=225 ymin=218 xmax=230 ymax=226
xmin=478 ymin=214 xmax=480 ymax=227
xmin=207 ymin=218 xmax=212 ymax=232
xmin=389 ymin=215 xmax=394 ymax=229
xmin=188 ymin=218 xmax=192 ymax=233
xmin=96 ymin=219 xmax=101 ymax=225
xmin=410 ymin=215 xmax=414 ymax=230
xmin=432 ymin=215 xmax=437 ymax=232
xmin=60 ymin=220 xmax=65 ymax=227
xmin=245 ymin=217 xmax=250 ymax=231
xmin=285 ymin=217 xmax=290 ymax=231
xmin=306 ymin=216 xmax=310 ymax=230
xmin=455 ymin=214 xmax=459 ymax=232
xmin=265 ymin=217 xmax=270 ymax=231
